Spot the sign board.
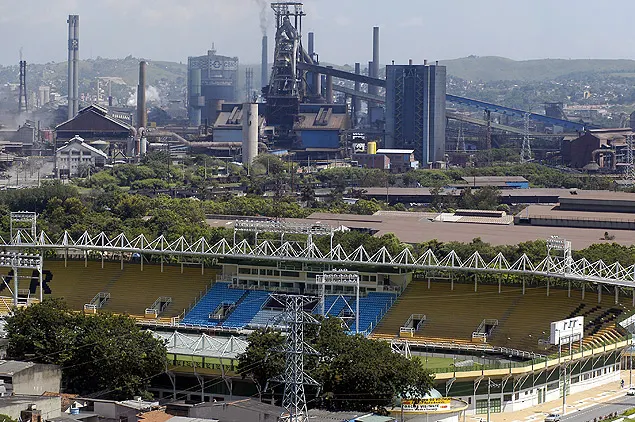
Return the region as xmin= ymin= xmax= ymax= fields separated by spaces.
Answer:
xmin=402 ymin=398 xmax=451 ymax=412
xmin=550 ymin=316 xmax=584 ymax=345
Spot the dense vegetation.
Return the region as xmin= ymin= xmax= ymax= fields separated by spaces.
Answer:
xmin=0 ymin=176 xmax=631 ymax=267
xmin=6 ymin=299 xmax=167 ymax=400
xmin=238 ymin=317 xmax=433 ymax=412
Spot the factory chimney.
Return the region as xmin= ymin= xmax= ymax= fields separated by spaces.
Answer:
xmin=242 ymin=103 xmax=259 ymax=167
xmin=369 ymin=26 xmax=380 ymax=95
xmin=136 ymin=61 xmax=147 ymax=156
xmin=137 ymin=61 xmax=147 ymax=129
xmin=308 ymin=32 xmax=315 ymax=58
xmin=261 ymin=35 xmax=268 ymax=90
xmin=67 ymin=15 xmax=80 ymax=119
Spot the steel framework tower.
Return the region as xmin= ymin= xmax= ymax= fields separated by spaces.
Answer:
xmin=520 ymin=112 xmax=532 ymax=163
xmin=456 ymin=122 xmax=466 ymax=153
xmin=626 ymin=135 xmax=635 ymax=184
xmin=270 ymin=294 xmax=319 ymax=422
xmin=266 ymin=2 xmax=307 ymax=141
xmin=18 ymin=60 xmax=27 ymax=113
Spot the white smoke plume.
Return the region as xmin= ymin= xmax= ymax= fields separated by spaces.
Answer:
xmin=127 ymin=85 xmax=161 ymax=107
xmin=253 ymin=0 xmax=269 ymax=35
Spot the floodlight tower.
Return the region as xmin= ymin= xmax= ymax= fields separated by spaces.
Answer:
xmin=546 ymin=235 xmax=572 ymax=275
xmin=317 ymin=270 xmax=360 ymax=333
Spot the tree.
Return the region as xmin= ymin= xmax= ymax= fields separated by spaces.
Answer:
xmin=236 ymin=329 xmax=285 ymax=398
xmin=6 ymin=299 xmax=166 ymax=400
xmin=238 ymin=317 xmax=433 ymax=412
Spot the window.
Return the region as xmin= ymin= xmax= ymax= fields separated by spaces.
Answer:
xmin=476 ymin=398 xmax=501 ymax=414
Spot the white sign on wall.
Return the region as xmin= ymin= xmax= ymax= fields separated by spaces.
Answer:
xmin=550 ymin=316 xmax=584 ymax=345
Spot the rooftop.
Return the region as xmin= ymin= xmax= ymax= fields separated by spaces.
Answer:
xmin=0 ymin=360 xmax=35 ymax=376
xmin=461 ymin=176 xmax=528 ymax=183
xmin=206 ymin=210 xmax=634 ymax=249
xmin=151 ymin=331 xmax=248 ymax=359
xmin=375 ymin=148 xmax=415 ymax=154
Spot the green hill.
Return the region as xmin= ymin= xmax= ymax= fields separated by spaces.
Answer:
xmin=438 ymin=56 xmax=635 ymax=82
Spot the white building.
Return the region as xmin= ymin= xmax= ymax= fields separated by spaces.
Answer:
xmin=56 ymin=135 xmax=108 ymax=178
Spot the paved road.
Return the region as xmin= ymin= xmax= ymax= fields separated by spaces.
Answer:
xmin=563 ymin=393 xmax=635 ymax=422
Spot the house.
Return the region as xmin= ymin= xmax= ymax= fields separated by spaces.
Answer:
xmin=55 ymin=135 xmax=108 ymax=178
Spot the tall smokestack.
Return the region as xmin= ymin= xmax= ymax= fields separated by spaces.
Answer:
xmin=137 ymin=61 xmax=147 ymax=130
xmin=370 ymin=26 xmax=379 ymax=96
xmin=261 ymin=35 xmax=268 ymax=90
xmin=354 ymin=62 xmax=361 ymax=123
xmin=308 ymin=32 xmax=315 ymax=58
xmin=326 ymin=66 xmax=333 ymax=103
xmin=242 ymin=103 xmax=259 ymax=166
xmin=67 ymin=15 xmax=79 ymax=119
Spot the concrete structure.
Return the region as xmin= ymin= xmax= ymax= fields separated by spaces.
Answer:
xmin=515 ymin=191 xmax=635 ymax=230
xmin=56 ymin=135 xmax=108 ymax=178
xmin=167 ymin=398 xmax=282 ymax=422
xmin=67 ymin=15 xmax=80 ymax=120
xmin=385 ymin=63 xmax=446 ymax=165
xmin=75 ymin=398 xmax=160 ymax=422
xmin=187 ymin=68 xmax=203 ymax=126
xmin=0 ymin=360 xmax=61 ymax=395
xmin=242 ymin=103 xmax=258 ymax=166
xmin=352 ymin=153 xmax=390 ymax=170
xmin=0 ymin=395 xmax=61 ymax=421
xmin=187 ymin=49 xmax=238 ymax=127
xmin=212 ymin=103 xmax=264 ymax=144
xmin=375 ymin=148 xmax=418 ymax=172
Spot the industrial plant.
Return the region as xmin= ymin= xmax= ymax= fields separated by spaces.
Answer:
xmin=0 ymin=1 xmax=633 ymax=180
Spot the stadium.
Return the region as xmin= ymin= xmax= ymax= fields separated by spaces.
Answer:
xmin=0 ymin=212 xmax=633 ymax=416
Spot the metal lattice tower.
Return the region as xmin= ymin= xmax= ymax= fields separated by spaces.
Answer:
xmin=456 ymin=122 xmax=466 ymax=153
xmin=521 ymin=112 xmax=532 ymax=163
xmin=271 ymin=294 xmax=320 ymax=422
xmin=626 ymin=135 xmax=635 ymax=183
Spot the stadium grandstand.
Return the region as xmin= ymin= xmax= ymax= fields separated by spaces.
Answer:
xmin=1 ymin=213 xmax=635 ymax=414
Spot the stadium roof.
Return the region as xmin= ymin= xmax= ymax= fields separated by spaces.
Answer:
xmin=152 ymin=331 xmax=248 ymax=359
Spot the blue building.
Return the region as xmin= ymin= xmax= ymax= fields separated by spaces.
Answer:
xmin=385 ymin=63 xmax=446 ymax=166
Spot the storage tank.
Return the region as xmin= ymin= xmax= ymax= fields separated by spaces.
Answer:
xmin=367 ymin=141 xmax=377 ymax=155
xmin=242 ymin=103 xmax=259 ymax=166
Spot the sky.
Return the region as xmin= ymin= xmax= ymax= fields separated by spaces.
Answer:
xmin=1 ymin=0 xmax=635 ymax=66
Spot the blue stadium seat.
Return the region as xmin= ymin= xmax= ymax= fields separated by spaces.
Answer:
xmin=222 ymin=290 xmax=271 ymax=329
xmin=249 ymin=309 xmax=283 ymax=328
xmin=181 ymin=283 xmax=246 ymax=327
xmin=347 ymin=292 xmax=397 ymax=334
